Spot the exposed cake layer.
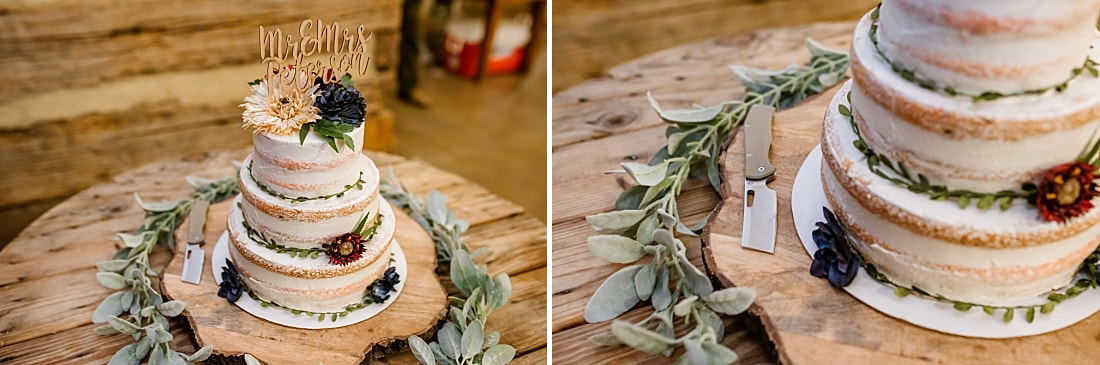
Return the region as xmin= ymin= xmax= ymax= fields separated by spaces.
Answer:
xmin=251 ymin=125 xmax=366 ymax=197
xmin=240 ymin=154 xmax=381 ymax=248
xmin=878 ymin=0 xmax=1100 ymax=94
xmin=227 ymin=198 xmax=397 ymax=313
xmin=822 ymin=83 xmax=1100 ymax=304
xmin=851 ymin=12 xmax=1100 ymax=192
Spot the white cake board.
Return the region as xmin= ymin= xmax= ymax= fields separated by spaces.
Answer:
xmin=792 ymin=144 xmax=1100 ymax=338
xmin=210 ymin=231 xmax=408 ymax=329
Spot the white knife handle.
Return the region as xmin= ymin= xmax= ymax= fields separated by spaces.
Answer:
xmin=744 ymin=104 xmax=776 ymax=180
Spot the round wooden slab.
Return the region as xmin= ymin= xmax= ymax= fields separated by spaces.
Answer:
xmin=161 ymin=180 xmax=447 ymax=365
xmin=701 ymin=86 xmax=1100 ymax=364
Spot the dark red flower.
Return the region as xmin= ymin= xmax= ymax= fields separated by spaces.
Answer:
xmin=1037 ymin=162 xmax=1099 ymax=223
xmin=327 ymin=233 xmax=365 ymax=266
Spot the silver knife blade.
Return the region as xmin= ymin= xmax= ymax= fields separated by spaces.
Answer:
xmin=741 ymin=104 xmax=777 ymax=253
xmin=742 ymin=179 xmax=777 ymax=253
xmin=181 ymin=200 xmax=209 ymax=284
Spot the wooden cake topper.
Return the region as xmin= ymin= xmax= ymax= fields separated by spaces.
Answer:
xmin=258 ymin=20 xmax=372 ymax=90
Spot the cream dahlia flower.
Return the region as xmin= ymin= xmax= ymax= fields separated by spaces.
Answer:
xmin=241 ymin=75 xmax=321 ymax=135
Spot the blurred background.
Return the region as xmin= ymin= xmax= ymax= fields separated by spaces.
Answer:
xmin=552 ymin=0 xmax=878 ymax=92
xmin=0 ymin=0 xmax=546 ymax=247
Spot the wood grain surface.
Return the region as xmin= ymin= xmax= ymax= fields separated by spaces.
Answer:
xmin=551 ymin=0 xmax=879 ymax=92
xmin=0 ymin=148 xmax=547 ymax=364
xmin=551 ymin=22 xmax=856 ymax=364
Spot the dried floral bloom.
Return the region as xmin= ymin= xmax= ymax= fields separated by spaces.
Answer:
xmin=327 ymin=233 xmax=365 ymax=266
xmin=1037 ymin=162 xmax=1099 ymax=223
xmin=241 ymin=74 xmax=320 ymax=135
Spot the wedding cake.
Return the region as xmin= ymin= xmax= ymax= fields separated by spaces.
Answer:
xmin=221 ymin=70 xmax=399 ymax=313
xmin=820 ymin=0 xmax=1100 ymax=304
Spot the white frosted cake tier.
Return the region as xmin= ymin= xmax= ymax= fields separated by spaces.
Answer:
xmin=251 ymin=124 xmax=366 ymax=197
xmin=878 ymin=0 xmax=1100 ymax=94
xmin=239 ymin=154 xmax=381 ymax=248
xmin=227 ymin=197 xmax=397 ymax=313
xmin=822 ymin=81 xmax=1100 ymax=305
xmin=851 ymin=11 xmax=1100 ymax=192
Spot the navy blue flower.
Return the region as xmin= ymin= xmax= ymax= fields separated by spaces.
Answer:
xmin=218 ymin=259 xmax=244 ymax=303
xmin=809 ymin=207 xmax=859 ymax=288
xmin=366 ymin=267 xmax=401 ymax=302
xmin=315 ymin=81 xmax=366 ymax=127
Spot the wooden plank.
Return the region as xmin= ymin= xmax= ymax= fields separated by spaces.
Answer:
xmin=0 ymin=0 xmax=401 ymax=100
xmin=550 ymin=124 xmax=717 ymax=224
xmin=0 ymin=320 xmax=196 ymax=365
xmin=551 ymin=0 xmax=876 ymax=91
xmin=466 ymin=214 xmax=547 ymax=277
xmin=551 ymin=304 xmax=774 ymax=364
xmin=551 ymin=22 xmax=855 ymax=148
xmin=486 ymin=267 xmax=548 ymax=354
xmin=551 ymin=199 xmax=715 ymax=333
xmin=510 ymin=347 xmax=547 ymax=365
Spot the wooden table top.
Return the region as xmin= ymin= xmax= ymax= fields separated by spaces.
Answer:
xmin=551 ymin=22 xmax=856 ymax=364
xmin=0 ymin=149 xmax=547 ymax=364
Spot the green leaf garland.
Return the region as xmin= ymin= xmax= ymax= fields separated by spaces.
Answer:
xmin=381 ymin=169 xmax=514 ymax=365
xmin=584 ymin=39 xmax=850 ymax=364
xmin=92 ymin=174 xmax=238 ymax=364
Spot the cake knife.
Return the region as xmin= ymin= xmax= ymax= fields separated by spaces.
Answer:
xmin=181 ymin=200 xmax=209 ymax=284
xmin=741 ymin=104 xmax=777 ymax=254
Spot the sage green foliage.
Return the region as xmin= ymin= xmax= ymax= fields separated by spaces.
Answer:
xmin=380 ymin=166 xmax=476 ymax=262
xmin=582 ymin=38 xmax=849 ymax=364
xmin=381 ymin=170 xmax=513 ymax=365
xmin=93 ymin=174 xmax=238 ymax=365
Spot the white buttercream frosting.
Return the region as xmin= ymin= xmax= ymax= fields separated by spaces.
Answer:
xmin=239 ymin=153 xmax=381 ymax=248
xmin=878 ymin=0 xmax=1100 ymax=94
xmin=852 ymin=11 xmax=1100 ymax=192
xmin=251 ymin=124 xmax=366 ymax=197
xmin=228 ymin=199 xmax=397 ymax=313
xmin=822 ymin=82 xmax=1100 ymax=304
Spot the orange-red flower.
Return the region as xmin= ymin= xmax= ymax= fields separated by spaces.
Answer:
xmin=1037 ymin=162 xmax=1099 ymax=223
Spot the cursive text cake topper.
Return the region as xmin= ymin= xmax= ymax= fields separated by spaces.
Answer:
xmin=257 ymin=19 xmax=372 ymax=90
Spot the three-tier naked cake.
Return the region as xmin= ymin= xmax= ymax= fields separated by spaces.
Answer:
xmin=222 ymin=70 xmax=400 ymax=313
xmin=821 ymin=0 xmax=1100 ymax=304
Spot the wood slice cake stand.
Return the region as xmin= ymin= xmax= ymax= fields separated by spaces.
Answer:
xmin=700 ymin=86 xmax=1100 ymax=364
xmin=161 ymin=185 xmax=447 ymax=365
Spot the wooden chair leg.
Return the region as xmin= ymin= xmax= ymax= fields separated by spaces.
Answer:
xmin=520 ymin=1 xmax=545 ymax=74
xmin=475 ymin=0 xmax=501 ymax=81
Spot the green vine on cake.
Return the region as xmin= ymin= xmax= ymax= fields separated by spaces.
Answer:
xmin=91 ymin=174 xmax=239 ymax=364
xmin=867 ymin=5 xmax=1100 ymax=102
xmin=239 ymin=203 xmax=384 ymax=259
xmin=839 ymin=92 xmax=1039 ymax=209
xmin=228 ymin=254 xmax=402 ymax=322
xmin=247 ymin=161 xmax=366 ymax=203
xmin=841 ymin=91 xmax=1100 ymax=217
xmin=814 ymin=206 xmax=1100 ymax=323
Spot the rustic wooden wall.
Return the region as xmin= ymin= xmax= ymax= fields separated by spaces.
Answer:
xmin=0 ymin=0 xmax=402 ymax=245
xmin=552 ymin=0 xmax=880 ymax=92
